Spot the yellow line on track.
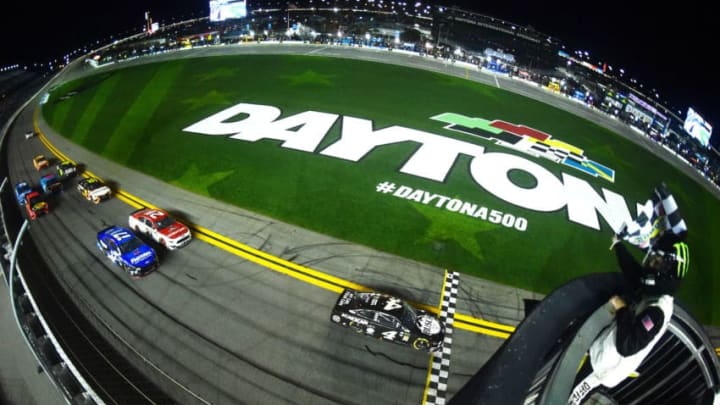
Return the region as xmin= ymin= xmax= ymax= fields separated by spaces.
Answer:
xmin=421 ymin=352 xmax=435 ymax=405
xmin=455 ymin=313 xmax=516 ymax=333
xmin=438 ymin=269 xmax=448 ymax=312
xmin=34 ymin=115 xmax=517 ymax=339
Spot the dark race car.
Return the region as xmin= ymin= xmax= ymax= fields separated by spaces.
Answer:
xmin=331 ymin=288 xmax=445 ymax=352
xmin=57 ymin=160 xmax=78 ymax=178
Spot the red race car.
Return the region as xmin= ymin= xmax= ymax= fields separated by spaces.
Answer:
xmin=128 ymin=208 xmax=192 ymax=250
xmin=25 ymin=191 xmax=49 ymax=220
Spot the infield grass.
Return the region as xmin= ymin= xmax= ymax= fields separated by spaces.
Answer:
xmin=42 ymin=54 xmax=720 ymax=324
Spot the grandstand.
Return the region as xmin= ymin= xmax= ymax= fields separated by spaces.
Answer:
xmin=74 ymin=1 xmax=718 ymax=189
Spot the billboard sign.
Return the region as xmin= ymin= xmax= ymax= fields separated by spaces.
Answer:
xmin=209 ymin=0 xmax=247 ymax=22
xmin=683 ymin=107 xmax=713 ymax=147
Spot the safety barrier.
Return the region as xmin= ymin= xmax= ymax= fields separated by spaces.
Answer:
xmin=0 ymin=80 xmax=103 ymax=404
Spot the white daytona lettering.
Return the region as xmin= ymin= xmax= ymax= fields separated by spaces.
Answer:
xmin=183 ymin=103 xmax=637 ymax=232
xmin=391 ymin=185 xmax=528 ymax=231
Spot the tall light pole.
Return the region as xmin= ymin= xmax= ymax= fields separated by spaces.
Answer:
xmin=145 ymin=11 xmax=152 ymax=34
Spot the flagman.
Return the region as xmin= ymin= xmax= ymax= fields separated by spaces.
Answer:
xmin=569 ymin=184 xmax=690 ymax=404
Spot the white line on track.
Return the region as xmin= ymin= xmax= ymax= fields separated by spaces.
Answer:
xmin=424 ymin=271 xmax=460 ymax=405
xmin=306 ymin=46 xmax=329 ymax=55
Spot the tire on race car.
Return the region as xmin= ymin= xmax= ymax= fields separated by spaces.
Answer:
xmin=413 ymin=338 xmax=430 ymax=351
xmin=349 ymin=321 xmax=365 ymax=334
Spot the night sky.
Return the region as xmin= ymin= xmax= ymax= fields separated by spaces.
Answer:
xmin=1 ymin=0 xmax=716 ymax=147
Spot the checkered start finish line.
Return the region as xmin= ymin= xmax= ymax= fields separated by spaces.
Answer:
xmin=424 ymin=271 xmax=460 ymax=405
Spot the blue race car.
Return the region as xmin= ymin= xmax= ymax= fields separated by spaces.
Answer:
xmin=40 ymin=173 xmax=62 ymax=194
xmin=96 ymin=226 xmax=159 ymax=278
xmin=15 ymin=181 xmax=33 ymax=204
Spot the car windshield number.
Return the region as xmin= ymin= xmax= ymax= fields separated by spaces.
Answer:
xmin=114 ymin=231 xmax=132 ymax=240
xmin=146 ymin=211 xmax=165 ymax=220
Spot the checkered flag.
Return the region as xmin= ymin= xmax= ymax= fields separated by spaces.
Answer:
xmin=618 ymin=183 xmax=687 ymax=250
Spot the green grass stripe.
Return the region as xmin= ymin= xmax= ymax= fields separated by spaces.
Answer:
xmin=102 ymin=61 xmax=186 ymax=163
xmin=46 ymin=90 xmax=75 ymax=133
xmin=73 ymin=73 xmax=122 ymax=144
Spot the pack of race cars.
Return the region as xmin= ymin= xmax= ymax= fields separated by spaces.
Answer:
xmin=13 ymin=140 xmax=193 ymax=279
xmin=15 ymin=160 xmax=192 ymax=278
xmin=16 ymin=129 xmax=445 ymax=352
xmin=15 ymin=158 xmax=79 ymax=219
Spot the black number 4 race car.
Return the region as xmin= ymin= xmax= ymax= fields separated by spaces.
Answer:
xmin=331 ymin=288 xmax=445 ymax=352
